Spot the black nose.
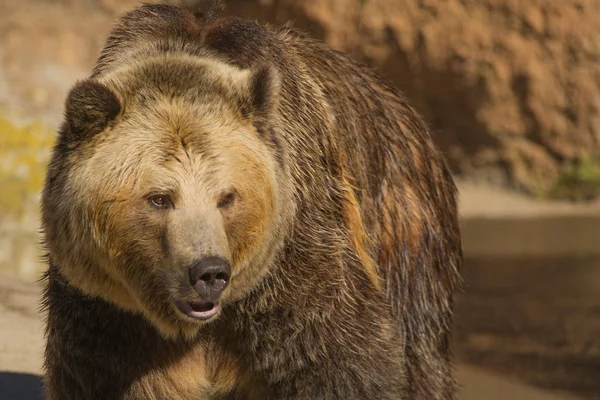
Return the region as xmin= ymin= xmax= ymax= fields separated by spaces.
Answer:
xmin=188 ymin=256 xmax=231 ymax=300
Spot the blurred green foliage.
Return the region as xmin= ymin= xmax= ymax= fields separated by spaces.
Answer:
xmin=547 ymin=155 xmax=600 ymax=202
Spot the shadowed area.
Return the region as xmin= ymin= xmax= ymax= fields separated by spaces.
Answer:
xmin=0 ymin=372 xmax=43 ymax=400
xmin=453 ymin=253 xmax=600 ymax=399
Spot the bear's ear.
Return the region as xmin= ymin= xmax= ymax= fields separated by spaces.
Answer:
xmin=63 ymin=80 xmax=121 ymax=142
xmin=247 ymin=64 xmax=281 ymax=124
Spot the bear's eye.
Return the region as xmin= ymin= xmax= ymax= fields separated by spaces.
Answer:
xmin=149 ymin=195 xmax=172 ymax=209
xmin=217 ymin=192 xmax=236 ymax=209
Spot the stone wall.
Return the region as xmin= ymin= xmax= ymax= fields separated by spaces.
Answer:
xmin=226 ymin=0 xmax=600 ymax=196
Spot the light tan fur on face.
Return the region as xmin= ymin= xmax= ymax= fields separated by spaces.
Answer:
xmin=54 ymin=53 xmax=287 ymax=339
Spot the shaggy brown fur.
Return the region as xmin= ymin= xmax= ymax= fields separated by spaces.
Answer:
xmin=41 ymin=2 xmax=462 ymax=399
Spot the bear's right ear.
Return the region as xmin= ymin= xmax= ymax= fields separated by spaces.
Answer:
xmin=63 ymin=80 xmax=121 ymax=142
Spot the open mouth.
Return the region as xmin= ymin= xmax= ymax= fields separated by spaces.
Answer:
xmin=174 ymin=299 xmax=220 ymax=321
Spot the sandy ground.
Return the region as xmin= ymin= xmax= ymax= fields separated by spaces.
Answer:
xmin=457 ymin=181 xmax=600 ymax=219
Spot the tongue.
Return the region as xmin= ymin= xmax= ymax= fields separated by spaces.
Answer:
xmin=190 ymin=302 xmax=214 ymax=312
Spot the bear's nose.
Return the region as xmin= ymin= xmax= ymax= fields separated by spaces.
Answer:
xmin=188 ymin=256 xmax=231 ymax=300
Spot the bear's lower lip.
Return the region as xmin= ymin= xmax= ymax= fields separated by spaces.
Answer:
xmin=174 ymin=299 xmax=220 ymax=321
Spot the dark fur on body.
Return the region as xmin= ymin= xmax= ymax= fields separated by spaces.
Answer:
xmin=42 ymin=2 xmax=462 ymax=399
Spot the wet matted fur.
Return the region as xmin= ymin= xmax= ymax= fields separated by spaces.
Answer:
xmin=41 ymin=2 xmax=462 ymax=399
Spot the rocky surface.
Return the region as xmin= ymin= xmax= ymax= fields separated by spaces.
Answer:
xmin=1 ymin=0 xmax=600 ymax=294
xmin=226 ymin=0 xmax=600 ymax=196
xmin=1 ymin=0 xmax=599 ymax=193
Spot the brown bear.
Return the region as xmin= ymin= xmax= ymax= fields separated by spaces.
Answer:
xmin=41 ymin=2 xmax=462 ymax=399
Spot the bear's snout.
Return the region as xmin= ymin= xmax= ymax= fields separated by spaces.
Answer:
xmin=188 ymin=256 xmax=231 ymax=301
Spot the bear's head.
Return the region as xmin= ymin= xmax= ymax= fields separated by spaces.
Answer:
xmin=42 ymin=54 xmax=291 ymax=339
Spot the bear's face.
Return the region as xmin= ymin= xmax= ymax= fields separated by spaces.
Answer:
xmin=42 ymin=56 xmax=289 ymax=338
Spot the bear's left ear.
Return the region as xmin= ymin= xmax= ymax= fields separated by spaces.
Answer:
xmin=246 ymin=64 xmax=281 ymax=126
xmin=63 ymin=79 xmax=121 ymax=143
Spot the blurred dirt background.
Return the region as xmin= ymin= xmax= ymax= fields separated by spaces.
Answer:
xmin=2 ymin=0 xmax=600 ymax=194
xmin=0 ymin=0 xmax=599 ymax=399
